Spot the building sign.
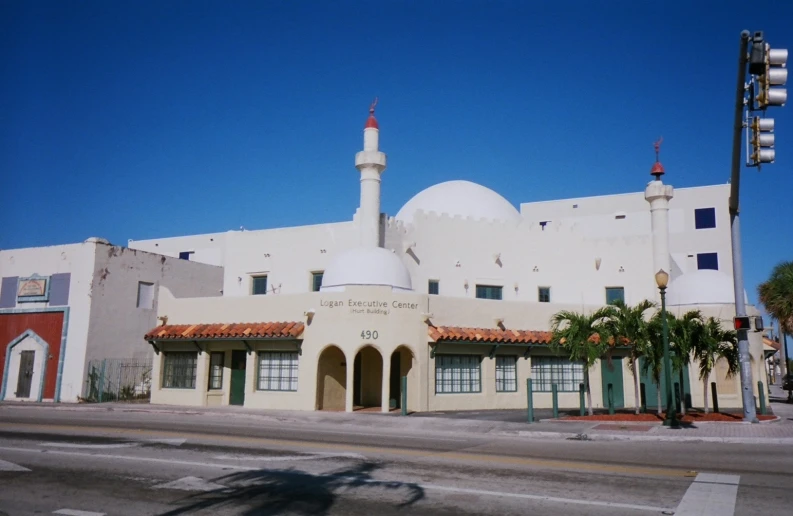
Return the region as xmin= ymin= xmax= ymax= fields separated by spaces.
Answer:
xmin=320 ymin=298 xmax=420 ymax=316
xmin=17 ymin=275 xmax=49 ymax=302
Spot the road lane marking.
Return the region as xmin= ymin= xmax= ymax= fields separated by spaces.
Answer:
xmin=53 ymin=510 xmax=106 ymax=516
xmin=142 ymin=438 xmax=186 ymax=446
xmin=41 ymin=442 xmax=138 ymax=449
xmin=414 ymin=483 xmax=671 ymax=513
xmin=3 ymin=445 xmax=678 ymax=512
xmin=0 ymin=458 xmax=31 ymax=472
xmin=213 ymin=452 xmax=365 ymax=462
xmin=675 ymin=472 xmax=740 ymax=516
xmin=152 ymin=476 xmax=226 ymax=492
xmin=0 ymin=425 xmax=690 ymax=479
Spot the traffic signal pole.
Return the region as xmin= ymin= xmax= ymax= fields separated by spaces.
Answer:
xmin=729 ymin=31 xmax=759 ymax=423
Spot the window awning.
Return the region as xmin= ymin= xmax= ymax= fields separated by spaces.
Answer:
xmin=144 ymin=321 xmax=304 ymax=342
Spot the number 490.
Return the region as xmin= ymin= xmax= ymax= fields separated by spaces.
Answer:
xmin=360 ymin=330 xmax=379 ymax=340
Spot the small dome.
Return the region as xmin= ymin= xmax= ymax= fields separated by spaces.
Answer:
xmin=395 ymin=180 xmax=522 ymax=225
xmin=667 ymin=270 xmax=748 ymax=306
xmin=321 ymin=247 xmax=412 ymax=292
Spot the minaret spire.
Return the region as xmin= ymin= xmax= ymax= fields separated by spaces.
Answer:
xmin=645 ymin=137 xmax=674 ymax=292
xmin=355 ymin=99 xmax=387 ymax=248
xmin=651 ymin=137 xmax=665 ymax=180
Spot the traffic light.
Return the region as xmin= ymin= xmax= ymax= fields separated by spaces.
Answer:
xmin=734 ymin=316 xmax=751 ymax=330
xmin=750 ymin=116 xmax=775 ymax=164
xmin=755 ymin=42 xmax=787 ymax=108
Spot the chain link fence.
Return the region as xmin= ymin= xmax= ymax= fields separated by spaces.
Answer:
xmin=81 ymin=358 xmax=152 ymax=403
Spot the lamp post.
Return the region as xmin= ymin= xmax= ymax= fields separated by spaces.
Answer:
xmin=655 ymin=269 xmax=678 ymax=427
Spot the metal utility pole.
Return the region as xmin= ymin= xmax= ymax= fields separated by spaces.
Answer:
xmin=729 ymin=30 xmax=788 ymax=421
xmin=728 ymin=30 xmax=758 ymax=423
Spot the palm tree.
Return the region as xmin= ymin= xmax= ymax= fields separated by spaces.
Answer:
xmin=550 ymin=307 xmax=616 ymax=416
xmin=692 ymin=317 xmax=738 ymax=413
xmin=759 ymin=261 xmax=793 ymax=335
xmin=759 ymin=261 xmax=793 ymax=395
xmin=609 ymin=300 xmax=656 ymax=414
xmin=644 ymin=313 xmax=666 ymax=415
xmin=668 ymin=310 xmax=702 ymax=415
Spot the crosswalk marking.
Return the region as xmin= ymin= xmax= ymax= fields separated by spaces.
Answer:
xmin=53 ymin=510 xmax=106 ymax=516
xmin=675 ymin=472 xmax=740 ymax=516
xmin=0 ymin=458 xmax=30 ymax=472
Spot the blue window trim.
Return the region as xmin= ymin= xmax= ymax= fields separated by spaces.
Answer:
xmin=0 ymin=306 xmax=70 ymax=402
xmin=697 ymin=252 xmax=719 ymax=270
xmin=16 ymin=275 xmax=51 ymax=303
xmin=605 ymin=287 xmax=625 ymax=305
xmin=476 ymin=284 xmax=503 ymax=300
xmin=694 ymin=207 xmax=717 ymax=230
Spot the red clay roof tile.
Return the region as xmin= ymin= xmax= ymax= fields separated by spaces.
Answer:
xmin=428 ymin=326 xmax=551 ymax=345
xmin=144 ymin=321 xmax=304 ymax=341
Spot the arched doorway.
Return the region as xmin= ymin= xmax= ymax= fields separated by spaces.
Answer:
xmin=316 ymin=346 xmax=346 ymax=411
xmin=389 ymin=346 xmax=415 ymax=412
xmin=353 ymin=346 xmax=382 ymax=409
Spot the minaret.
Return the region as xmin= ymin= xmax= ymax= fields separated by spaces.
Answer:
xmin=355 ymin=99 xmax=387 ymax=248
xmin=644 ymin=138 xmax=674 ymax=277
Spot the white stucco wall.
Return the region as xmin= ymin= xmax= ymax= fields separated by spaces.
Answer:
xmin=128 ymin=184 xmax=733 ymax=312
xmin=0 ymin=242 xmax=97 ymax=402
xmin=84 ymin=243 xmax=224 ymax=365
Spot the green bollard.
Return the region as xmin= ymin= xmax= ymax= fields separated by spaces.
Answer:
xmin=579 ymin=383 xmax=585 ymax=416
xmin=98 ymin=359 xmax=107 ymax=403
xmin=711 ymin=382 xmax=719 ymax=413
xmin=552 ymin=383 xmax=559 ymax=419
xmin=608 ymin=383 xmax=615 ymax=415
xmin=401 ymin=376 xmax=407 ymax=416
xmin=527 ymin=378 xmax=534 ymax=423
xmin=758 ymin=381 xmax=766 ymax=415
xmin=640 ymin=382 xmax=647 ymax=414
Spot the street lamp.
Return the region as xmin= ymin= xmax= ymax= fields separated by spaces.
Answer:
xmin=655 ymin=269 xmax=679 ymax=427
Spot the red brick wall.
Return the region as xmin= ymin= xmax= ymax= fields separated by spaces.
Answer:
xmin=0 ymin=312 xmax=65 ymax=400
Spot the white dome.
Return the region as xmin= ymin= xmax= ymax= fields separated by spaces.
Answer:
xmin=321 ymin=247 xmax=412 ymax=292
xmin=667 ymin=269 xmax=748 ymax=306
xmin=395 ymin=180 xmax=522 ymax=225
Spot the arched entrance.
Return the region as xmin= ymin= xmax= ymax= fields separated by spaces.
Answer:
xmin=353 ymin=346 xmax=382 ymax=409
xmin=316 ymin=346 xmax=347 ymax=411
xmin=389 ymin=346 xmax=415 ymax=412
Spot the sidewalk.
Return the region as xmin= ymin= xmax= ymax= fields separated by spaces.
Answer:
xmin=3 ymin=394 xmax=793 ymax=445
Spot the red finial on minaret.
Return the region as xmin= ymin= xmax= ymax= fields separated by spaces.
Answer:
xmin=651 ymin=137 xmax=665 ymax=180
xmin=365 ymin=97 xmax=379 ymax=129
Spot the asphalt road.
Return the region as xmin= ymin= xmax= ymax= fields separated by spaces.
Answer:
xmin=1 ymin=406 xmax=791 ymax=515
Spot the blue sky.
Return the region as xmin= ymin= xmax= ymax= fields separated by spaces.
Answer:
xmin=1 ymin=0 xmax=791 ymax=309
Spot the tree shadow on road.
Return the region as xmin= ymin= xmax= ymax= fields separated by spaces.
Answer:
xmin=157 ymin=461 xmax=424 ymax=515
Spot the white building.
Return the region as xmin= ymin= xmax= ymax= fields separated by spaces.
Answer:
xmin=0 ymin=239 xmax=223 ymax=402
xmin=126 ymin=105 xmax=767 ymax=413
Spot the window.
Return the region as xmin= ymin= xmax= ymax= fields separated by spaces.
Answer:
xmin=137 ymin=281 xmax=154 ymax=309
xmin=257 ymin=352 xmax=299 ymax=391
xmin=695 ymin=207 xmax=716 ymax=229
xmin=496 ymin=356 xmax=517 ymax=392
xmin=435 ymin=355 xmax=481 ymax=393
xmin=697 ymin=252 xmax=719 ymax=270
xmin=162 ymin=352 xmax=197 ymax=389
xmin=428 ymin=280 xmax=439 ymax=295
xmin=208 ymin=352 xmax=224 ymax=390
xmin=605 ymin=287 xmax=624 ymax=305
xmin=251 ymin=275 xmax=268 ymax=295
xmin=312 ymin=272 xmax=324 ymax=292
xmin=538 ymin=287 xmax=551 ymax=303
xmin=531 ymin=356 xmax=583 ymax=392
xmin=178 ymin=251 xmax=194 ymax=260
xmin=476 ymin=285 xmax=502 ymax=300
